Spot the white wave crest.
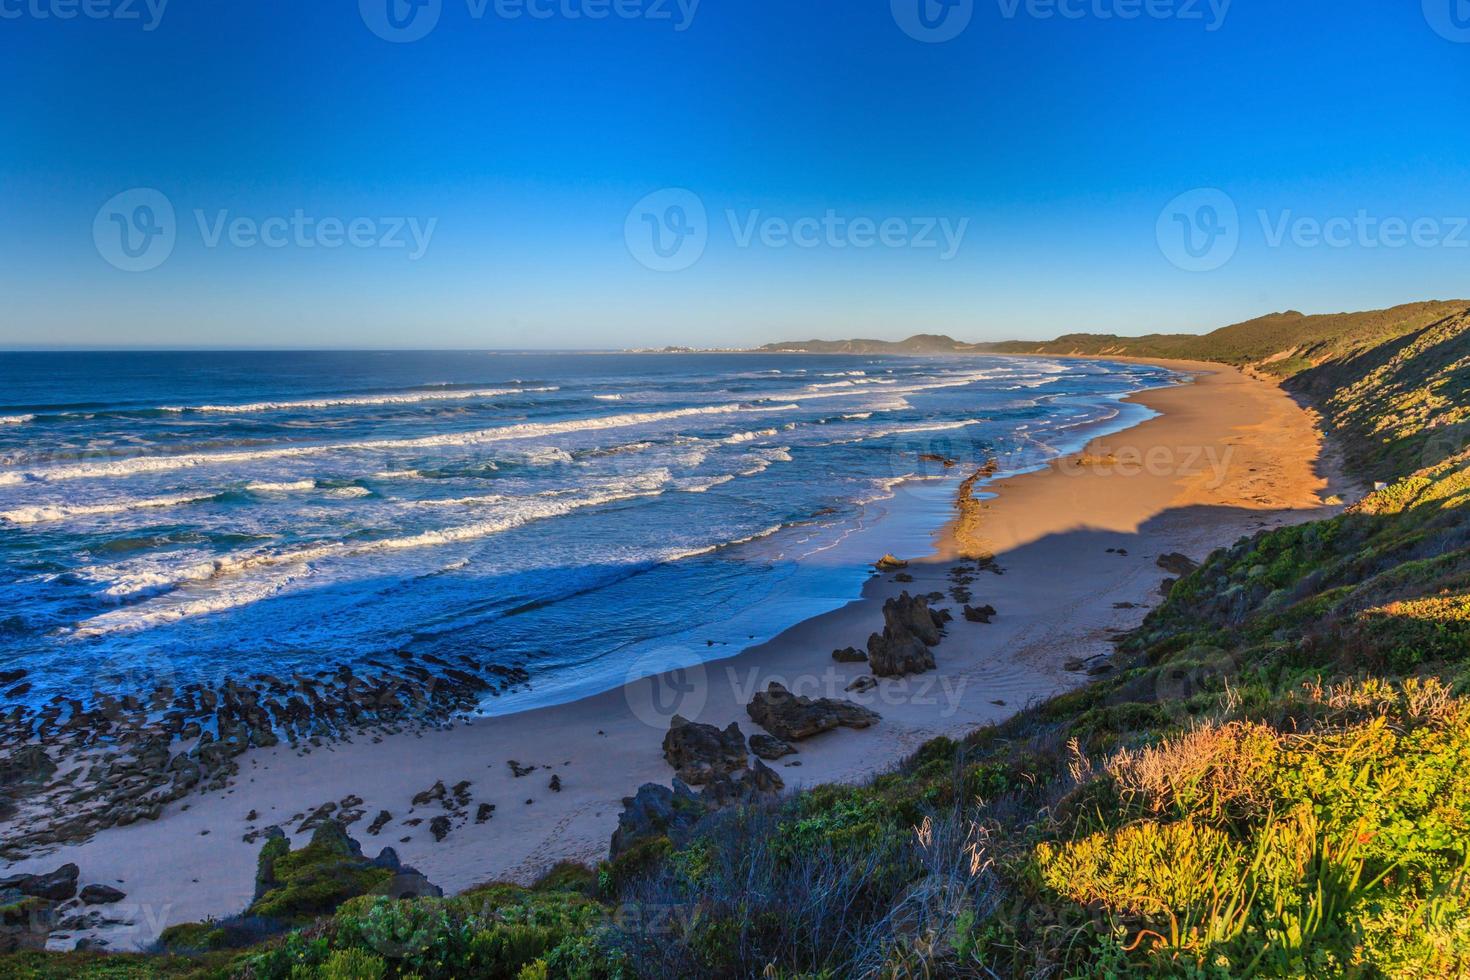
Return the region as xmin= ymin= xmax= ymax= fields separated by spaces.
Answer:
xmin=0 ymin=492 xmax=215 ymax=525
xmin=160 ymin=386 xmax=559 ymax=414
xmin=246 ymin=480 xmax=317 ymax=493
xmin=74 ymin=470 xmax=677 ymax=635
xmin=722 ymin=428 xmax=777 ymax=445
xmin=0 ymin=415 xmax=34 ymax=426
xmin=0 ymin=402 xmax=797 ymax=485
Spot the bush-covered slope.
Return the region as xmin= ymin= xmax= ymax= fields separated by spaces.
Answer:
xmin=981 ymin=300 xmax=1470 ymax=379
xmin=7 ymin=308 xmax=1470 ymax=979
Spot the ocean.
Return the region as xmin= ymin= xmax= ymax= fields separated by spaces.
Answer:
xmin=0 ymin=351 xmax=1177 ymax=714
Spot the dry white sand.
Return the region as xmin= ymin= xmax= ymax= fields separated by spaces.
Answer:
xmin=5 ymin=360 xmax=1351 ymax=952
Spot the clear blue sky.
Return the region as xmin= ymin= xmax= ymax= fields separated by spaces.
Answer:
xmin=2 ymin=0 xmax=1468 ymax=349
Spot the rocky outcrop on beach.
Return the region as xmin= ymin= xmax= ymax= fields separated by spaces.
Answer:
xmin=866 ymin=592 xmax=946 ymax=677
xmin=610 ymin=761 xmax=786 ymax=860
xmin=749 ymin=733 xmax=796 ymax=760
xmin=964 ymin=604 xmax=997 ymax=623
xmin=1156 ymin=552 xmax=1200 ymax=576
xmin=0 ymin=655 xmax=530 ymax=860
xmin=746 ymin=682 xmax=881 ymax=741
xmin=662 ymin=716 xmax=749 ymax=785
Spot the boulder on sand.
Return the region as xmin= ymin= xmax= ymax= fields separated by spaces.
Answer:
xmin=1157 ymin=553 xmax=1199 ymax=577
xmin=662 ymin=715 xmax=748 ymax=785
xmin=749 ymin=733 xmax=796 ymax=760
xmin=964 ymin=604 xmax=997 ymax=624
xmin=80 ymin=884 xmax=126 ymax=905
xmin=874 ymin=554 xmax=909 ymax=571
xmin=0 ymin=863 xmax=78 ymax=902
xmin=832 ymin=647 xmax=868 ymax=664
xmin=866 ymin=592 xmax=945 ymax=677
xmin=746 ymin=682 xmax=880 ymax=741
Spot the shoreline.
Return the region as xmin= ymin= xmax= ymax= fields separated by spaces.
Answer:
xmin=3 ymin=358 xmax=1347 ymax=952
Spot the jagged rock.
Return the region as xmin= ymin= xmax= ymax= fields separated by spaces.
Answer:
xmin=367 ymin=810 xmax=392 ymax=835
xmin=875 ymin=554 xmax=909 ymax=570
xmin=0 ymin=864 xmax=78 ymax=902
xmin=846 ymin=675 xmax=878 ymax=694
xmin=964 ymin=604 xmax=997 ymax=624
xmin=610 ymin=780 xmax=704 ymax=858
xmin=475 ymin=803 xmax=495 ymax=823
xmin=662 ymin=715 xmax=748 ymax=785
xmin=746 ymin=682 xmax=880 ymax=741
xmin=701 ymin=759 xmax=785 ymax=807
xmin=866 ymin=592 xmax=944 ymax=677
xmin=1157 ymin=553 xmax=1199 ymax=577
xmin=885 ymin=592 xmax=943 ymax=646
xmin=79 ymin=884 xmax=126 ymax=905
xmin=1063 ymin=657 xmax=1087 ymax=672
xmin=866 ymin=629 xmax=935 ymax=677
xmin=832 ymin=647 xmax=868 ymax=664
xmin=411 ymin=781 xmax=446 ymax=807
xmin=548 ymin=774 xmax=562 ymax=792
xmin=0 ymin=746 xmax=56 ymax=794
xmin=749 ymin=733 xmax=795 ymax=760
xmin=429 ymin=816 xmax=451 ymax=842
xmin=1160 ymin=578 xmax=1179 ymax=597
xmin=507 ymin=761 xmax=535 ymax=778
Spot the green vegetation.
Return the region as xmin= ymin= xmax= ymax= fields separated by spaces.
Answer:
xmin=6 ymin=302 xmax=1470 ymax=976
xmin=980 ymin=300 xmax=1469 ymax=379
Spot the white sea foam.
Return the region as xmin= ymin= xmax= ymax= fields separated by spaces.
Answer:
xmin=593 ymin=394 xmax=623 ymax=401
xmin=675 ymin=474 xmax=736 ymax=493
xmin=722 ymin=428 xmax=778 ymax=445
xmin=74 ymin=470 xmax=678 ymax=635
xmin=0 ymin=492 xmax=215 ymax=525
xmin=324 ymin=486 xmax=372 ymax=499
xmin=659 ymin=522 xmax=785 ymax=561
xmin=246 ymin=480 xmax=317 ymax=493
xmin=0 ymin=402 xmax=797 ymax=485
xmin=0 ymin=415 xmax=34 ymax=426
xmin=160 ymin=386 xmax=559 ymax=414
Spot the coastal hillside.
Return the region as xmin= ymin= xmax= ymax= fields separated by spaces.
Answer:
xmin=763 ymin=301 xmax=1470 ymax=384
xmin=981 ymin=300 xmax=1469 ymax=377
xmin=758 ymin=334 xmax=988 ymax=355
xmin=5 ymin=309 xmax=1470 ymax=977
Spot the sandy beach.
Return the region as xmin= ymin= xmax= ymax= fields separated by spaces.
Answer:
xmin=4 ymin=359 xmax=1352 ymax=952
